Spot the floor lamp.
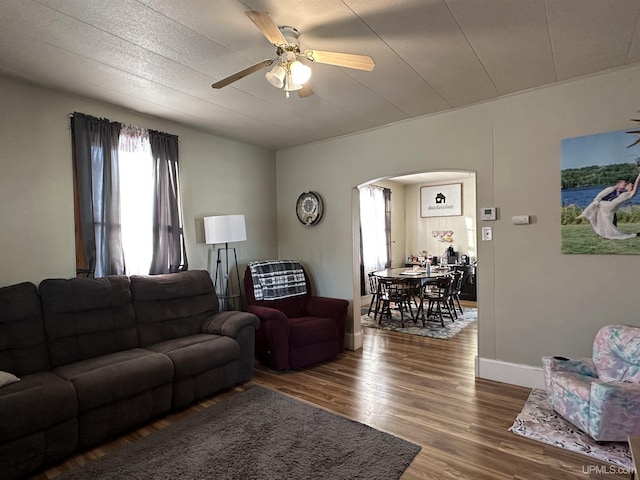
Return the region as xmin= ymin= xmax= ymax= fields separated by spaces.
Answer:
xmin=204 ymin=214 xmax=247 ymax=311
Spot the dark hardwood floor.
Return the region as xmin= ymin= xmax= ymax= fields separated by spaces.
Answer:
xmin=33 ymin=305 xmax=629 ymax=479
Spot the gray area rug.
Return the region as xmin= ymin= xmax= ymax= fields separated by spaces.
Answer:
xmin=59 ymin=385 xmax=420 ymax=480
xmin=509 ymin=389 xmax=631 ymax=468
xmin=360 ymin=307 xmax=477 ymax=340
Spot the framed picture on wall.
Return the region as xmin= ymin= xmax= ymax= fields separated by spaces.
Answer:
xmin=421 ymin=183 xmax=462 ymax=217
xmin=561 ymin=126 xmax=640 ymax=255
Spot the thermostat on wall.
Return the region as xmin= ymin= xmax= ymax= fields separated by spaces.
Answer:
xmin=480 ymin=207 xmax=497 ymax=221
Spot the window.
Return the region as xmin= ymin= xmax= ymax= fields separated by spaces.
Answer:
xmin=71 ymin=112 xmax=188 ymax=278
xmin=359 ymin=185 xmax=392 ymax=293
xmin=118 ymin=126 xmax=154 ymax=275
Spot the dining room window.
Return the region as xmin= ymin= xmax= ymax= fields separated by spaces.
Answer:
xmin=359 ymin=185 xmax=391 ymax=293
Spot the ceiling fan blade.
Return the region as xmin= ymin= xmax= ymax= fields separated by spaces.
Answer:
xmin=211 ymin=60 xmax=273 ymax=89
xmin=245 ymin=11 xmax=287 ymax=45
xmin=627 ymin=137 xmax=640 ymax=148
xmin=304 ymin=50 xmax=375 ymax=71
xmin=298 ymin=82 xmax=314 ymax=98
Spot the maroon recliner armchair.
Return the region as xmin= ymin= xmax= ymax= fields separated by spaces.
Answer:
xmin=244 ymin=263 xmax=348 ymax=370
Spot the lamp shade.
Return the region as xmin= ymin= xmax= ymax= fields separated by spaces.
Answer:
xmin=265 ymin=64 xmax=286 ymax=88
xmin=204 ymin=215 xmax=247 ymax=244
xmin=290 ymin=60 xmax=311 ymax=85
xmin=283 ymin=72 xmax=302 ymax=92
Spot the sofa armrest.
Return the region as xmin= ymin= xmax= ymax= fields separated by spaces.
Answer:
xmin=201 ymin=310 xmax=259 ymax=339
xmin=246 ymin=305 xmax=291 ymax=370
xmin=542 ymin=356 xmax=597 ymax=376
xmin=247 ymin=305 xmax=288 ymax=325
xmin=306 ymin=296 xmax=349 ymax=320
xmin=542 ymin=356 xmax=597 ymax=397
xmin=588 ymin=381 xmax=640 ymax=441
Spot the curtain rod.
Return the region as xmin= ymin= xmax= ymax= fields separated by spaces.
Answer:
xmin=69 ymin=112 xmax=178 ymax=140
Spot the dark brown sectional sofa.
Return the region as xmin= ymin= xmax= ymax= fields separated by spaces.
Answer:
xmin=0 ymin=270 xmax=259 ymax=480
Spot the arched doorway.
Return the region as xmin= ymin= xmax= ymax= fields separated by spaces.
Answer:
xmin=351 ymin=170 xmax=477 ymax=351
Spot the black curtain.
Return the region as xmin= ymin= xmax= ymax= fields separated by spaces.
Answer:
xmin=384 ymin=187 xmax=392 ymax=268
xmin=359 ymin=218 xmax=366 ymax=295
xmin=149 ymin=131 xmax=188 ymax=274
xmin=71 ymin=112 xmax=125 ymax=277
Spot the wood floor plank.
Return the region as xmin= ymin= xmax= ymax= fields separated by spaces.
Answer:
xmin=30 ymin=314 xmax=629 ymax=480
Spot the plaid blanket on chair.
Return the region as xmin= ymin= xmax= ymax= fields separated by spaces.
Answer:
xmin=248 ymin=260 xmax=307 ymax=301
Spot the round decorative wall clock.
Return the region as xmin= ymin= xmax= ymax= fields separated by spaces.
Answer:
xmin=296 ymin=191 xmax=324 ymax=226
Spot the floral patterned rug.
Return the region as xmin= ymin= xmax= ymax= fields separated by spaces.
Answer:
xmin=509 ymin=389 xmax=632 ymax=468
xmin=359 ymin=307 xmax=477 ymax=340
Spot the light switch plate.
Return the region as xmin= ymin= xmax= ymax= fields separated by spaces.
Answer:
xmin=482 ymin=226 xmax=492 ymax=241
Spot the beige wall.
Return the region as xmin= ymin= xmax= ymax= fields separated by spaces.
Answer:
xmin=4 ymin=63 xmax=640 ymax=375
xmin=0 ymin=75 xmax=278 ymax=288
xmin=276 ymin=64 xmax=640 ymax=368
xmin=404 ymin=175 xmax=476 ymax=263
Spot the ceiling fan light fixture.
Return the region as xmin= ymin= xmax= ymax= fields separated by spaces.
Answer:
xmin=211 ymin=11 xmax=375 ymax=99
xmin=283 ymin=72 xmax=303 ymax=93
xmin=290 ymin=60 xmax=311 ymax=85
xmin=265 ymin=64 xmax=286 ymax=88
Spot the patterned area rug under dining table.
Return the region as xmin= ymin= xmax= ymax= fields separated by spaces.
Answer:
xmin=360 ymin=307 xmax=477 ymax=340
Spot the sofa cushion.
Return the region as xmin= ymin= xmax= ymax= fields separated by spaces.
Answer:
xmin=288 ymin=316 xmax=339 ymax=347
xmin=145 ymin=334 xmax=239 ymax=380
xmin=130 ymin=270 xmax=219 ymax=346
xmin=40 ymin=276 xmax=138 ymax=368
xmin=53 ymin=348 xmax=174 ymax=412
xmin=0 ymin=282 xmax=50 ymax=375
xmin=244 ymin=267 xmax=311 ymax=319
xmin=0 ymin=371 xmax=77 ymax=444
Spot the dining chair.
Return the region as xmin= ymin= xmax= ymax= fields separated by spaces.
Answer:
xmin=422 ymin=275 xmax=456 ymax=327
xmin=376 ymin=277 xmax=414 ymax=327
xmin=367 ymin=272 xmax=380 ymax=316
xmin=448 ymin=270 xmax=464 ymax=318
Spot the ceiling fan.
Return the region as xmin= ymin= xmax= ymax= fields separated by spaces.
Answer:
xmin=211 ymin=10 xmax=375 ymax=98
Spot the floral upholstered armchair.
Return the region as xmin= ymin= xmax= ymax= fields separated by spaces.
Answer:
xmin=542 ymin=325 xmax=640 ymax=442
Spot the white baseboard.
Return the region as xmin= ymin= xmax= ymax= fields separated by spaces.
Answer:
xmin=345 ymin=330 xmax=364 ymax=351
xmin=476 ymin=357 xmax=545 ymax=389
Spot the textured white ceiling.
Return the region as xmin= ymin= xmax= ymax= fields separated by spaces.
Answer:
xmin=1 ymin=0 xmax=639 ymax=151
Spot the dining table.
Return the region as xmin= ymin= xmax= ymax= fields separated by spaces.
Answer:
xmin=372 ymin=266 xmax=451 ymax=281
xmin=372 ymin=267 xmax=451 ymax=321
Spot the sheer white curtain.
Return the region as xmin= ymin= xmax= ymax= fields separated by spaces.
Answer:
xmin=118 ymin=124 xmax=154 ymax=275
xmin=360 ymin=185 xmax=389 ymax=291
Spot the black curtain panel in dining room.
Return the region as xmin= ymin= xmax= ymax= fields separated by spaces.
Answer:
xmin=384 ymin=187 xmax=392 ymax=268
